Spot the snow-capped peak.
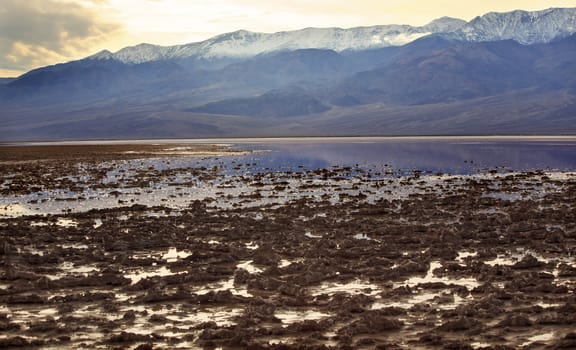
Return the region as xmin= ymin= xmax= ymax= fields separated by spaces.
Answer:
xmin=455 ymin=7 xmax=576 ymax=44
xmin=422 ymin=17 xmax=467 ymax=33
xmin=88 ymin=49 xmax=114 ymax=60
xmin=193 ymin=25 xmax=433 ymax=58
xmin=87 ymin=7 xmax=576 ymax=64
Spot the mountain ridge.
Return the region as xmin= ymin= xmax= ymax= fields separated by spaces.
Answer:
xmin=83 ymin=7 xmax=576 ymax=65
xmin=1 ymin=7 xmax=575 ymax=141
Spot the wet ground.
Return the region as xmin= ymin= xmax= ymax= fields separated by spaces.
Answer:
xmin=0 ymin=144 xmax=575 ymax=349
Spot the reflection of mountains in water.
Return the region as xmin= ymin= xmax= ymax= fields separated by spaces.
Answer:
xmin=253 ymin=139 xmax=576 ymax=175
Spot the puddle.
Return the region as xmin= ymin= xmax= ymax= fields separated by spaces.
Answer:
xmin=521 ymin=332 xmax=555 ymax=347
xmin=21 ymin=247 xmax=44 ymax=256
xmin=162 ymin=247 xmax=191 ymax=262
xmin=372 ymin=291 xmax=465 ymax=311
xmin=237 ymin=260 xmax=263 ymax=274
xmin=353 ymin=233 xmax=378 ymax=241
xmin=120 ymin=303 xmax=243 ymax=327
xmin=0 ymin=204 xmax=34 ymax=217
xmin=304 ymin=232 xmax=322 ymax=239
xmin=536 ymin=302 xmax=562 ymax=308
xmin=114 ymin=292 xmax=131 ymax=302
xmin=399 ymin=261 xmax=480 ymax=289
xmin=129 ymin=247 xmax=191 ymax=263
xmin=47 ymin=262 xmax=100 ymax=280
xmin=62 ymin=263 xmax=99 ymax=274
xmin=245 ymin=242 xmax=259 ymax=250
xmin=197 ymin=275 xmax=253 ymax=298
xmin=56 ymin=218 xmax=79 ymax=227
xmin=61 ymin=243 xmax=89 ymax=249
xmin=130 ymin=251 xmax=161 ymax=260
xmin=269 ymin=336 xmax=337 ymax=347
xmin=484 ymin=249 xmax=563 ymax=267
xmin=310 ymin=280 xmax=380 ymax=296
xmin=485 ymin=255 xmax=522 ymax=266
xmin=279 ymin=259 xmax=294 ymax=268
xmin=124 ymin=266 xmax=184 ymax=284
xmin=93 ymin=218 xmax=103 ymax=228
xmin=31 ymin=219 xmax=81 ymax=228
xmin=192 ymin=307 xmax=243 ymax=326
xmin=275 ymin=309 xmax=331 ymax=325
xmin=30 ymin=221 xmax=49 ymax=227
xmin=484 ymin=249 xmax=576 ymax=274
xmin=220 ymin=279 xmax=252 ymax=298
xmin=456 ymin=251 xmax=478 ymax=262
xmin=1 ymin=307 xmax=59 ymax=328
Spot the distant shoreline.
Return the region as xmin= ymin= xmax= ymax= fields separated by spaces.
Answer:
xmin=3 ymin=135 xmax=576 ymax=147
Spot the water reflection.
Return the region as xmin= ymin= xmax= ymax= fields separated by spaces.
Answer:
xmin=240 ymin=138 xmax=576 ymax=175
xmin=2 ymin=137 xmax=575 ymax=217
xmin=7 ymin=137 xmax=576 ymax=177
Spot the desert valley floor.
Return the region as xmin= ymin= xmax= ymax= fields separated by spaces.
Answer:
xmin=0 ymin=142 xmax=575 ymax=349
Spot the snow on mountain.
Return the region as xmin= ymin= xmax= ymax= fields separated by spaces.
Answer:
xmin=200 ymin=26 xmax=434 ymax=57
xmin=87 ymin=7 xmax=576 ymax=64
xmin=89 ymin=25 xmax=434 ymax=64
xmin=422 ymin=17 xmax=467 ymax=33
xmin=89 ymin=49 xmax=114 ymax=60
xmin=454 ymin=7 xmax=576 ymax=44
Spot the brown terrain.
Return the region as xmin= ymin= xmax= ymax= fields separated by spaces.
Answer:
xmin=0 ymin=144 xmax=575 ymax=349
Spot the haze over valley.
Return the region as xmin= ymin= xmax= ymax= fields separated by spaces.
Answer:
xmin=2 ymin=4 xmax=576 ymax=349
xmin=1 ymin=7 xmax=575 ymax=140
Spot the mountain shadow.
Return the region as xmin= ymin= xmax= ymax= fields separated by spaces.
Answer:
xmin=189 ymin=90 xmax=330 ymax=117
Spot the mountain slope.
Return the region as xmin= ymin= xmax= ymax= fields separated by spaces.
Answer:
xmin=189 ymin=90 xmax=330 ymax=118
xmin=2 ymin=59 xmax=199 ymax=104
xmin=452 ymin=7 xmax=576 ymax=44
xmin=330 ymin=33 xmax=576 ymax=105
xmin=1 ymin=7 xmax=576 ymax=140
xmin=286 ymin=89 xmax=576 ymax=136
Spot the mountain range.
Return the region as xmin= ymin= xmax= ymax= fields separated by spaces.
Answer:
xmin=1 ymin=7 xmax=576 ymax=140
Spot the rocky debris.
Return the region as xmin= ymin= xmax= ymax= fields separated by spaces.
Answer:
xmin=0 ymin=145 xmax=574 ymax=348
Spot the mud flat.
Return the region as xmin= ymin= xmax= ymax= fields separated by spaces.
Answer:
xmin=1 ymin=144 xmax=575 ymax=349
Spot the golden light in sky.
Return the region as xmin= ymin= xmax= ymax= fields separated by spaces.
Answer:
xmin=1 ymin=0 xmax=575 ymax=76
xmin=108 ymin=0 xmax=576 ymax=44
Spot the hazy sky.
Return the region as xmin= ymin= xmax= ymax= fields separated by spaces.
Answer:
xmin=1 ymin=0 xmax=575 ymax=76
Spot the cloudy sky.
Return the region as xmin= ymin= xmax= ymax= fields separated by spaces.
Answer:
xmin=1 ymin=0 xmax=575 ymax=77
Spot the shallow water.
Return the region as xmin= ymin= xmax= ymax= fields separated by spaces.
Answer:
xmin=521 ymin=332 xmax=556 ymax=347
xmin=237 ymin=137 xmax=576 ymax=175
xmin=275 ymin=309 xmax=331 ymax=324
xmin=2 ymin=137 xmax=576 ymax=218
xmin=9 ymin=136 xmax=576 ymax=174
xmin=1 ymin=137 xmax=575 ymax=349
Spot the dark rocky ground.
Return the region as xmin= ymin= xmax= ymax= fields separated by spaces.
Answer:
xmin=0 ymin=144 xmax=575 ymax=349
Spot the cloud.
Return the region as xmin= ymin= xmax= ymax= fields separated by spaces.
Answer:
xmin=218 ymin=0 xmax=576 ymax=27
xmin=0 ymin=0 xmax=121 ymax=76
